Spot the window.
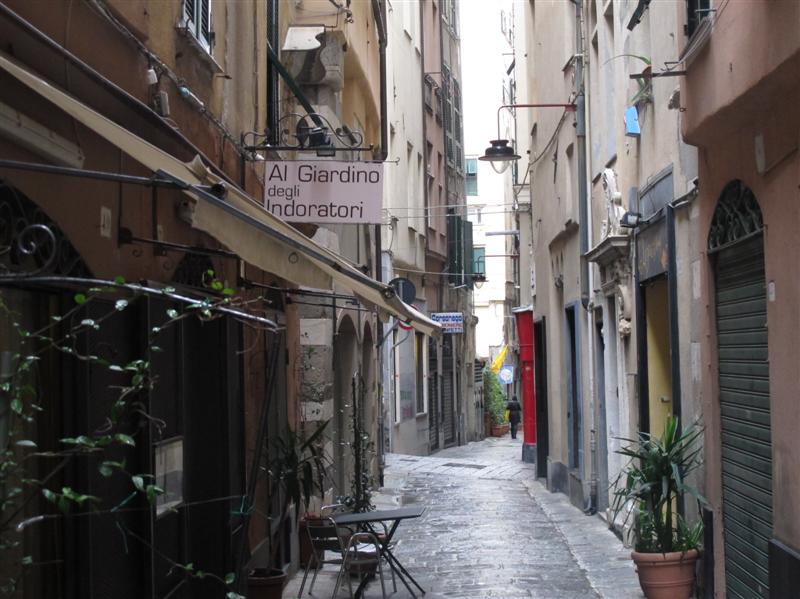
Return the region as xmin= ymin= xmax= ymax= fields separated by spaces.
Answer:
xmin=465 ymin=158 xmax=478 ymax=195
xmin=182 ymin=0 xmax=213 ymax=52
xmin=424 ymin=77 xmax=434 ymax=111
xmin=442 ymin=0 xmax=459 ymax=36
xmin=686 ymin=0 xmax=711 ymax=38
xmin=472 ymin=246 xmax=486 ymax=280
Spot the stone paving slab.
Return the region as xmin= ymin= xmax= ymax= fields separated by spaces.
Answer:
xmin=282 ymin=435 xmax=642 ymax=599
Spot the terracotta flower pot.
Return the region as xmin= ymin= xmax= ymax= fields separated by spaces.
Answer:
xmin=631 ymin=549 xmax=699 ymax=599
xmin=247 ymin=568 xmax=287 ymax=599
xmin=490 ymin=423 xmax=509 ymax=437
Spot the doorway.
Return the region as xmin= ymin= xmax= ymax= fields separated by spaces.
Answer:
xmin=565 ymin=305 xmax=582 ymax=472
xmin=534 ymin=318 xmax=549 ymax=479
xmin=644 ymin=277 xmax=672 ymax=436
xmin=710 ymin=181 xmax=772 ymax=598
xmin=594 ymin=308 xmax=609 ymax=513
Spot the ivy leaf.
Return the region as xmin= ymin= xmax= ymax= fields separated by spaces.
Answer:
xmin=21 ymin=556 xmax=33 ymax=566
xmin=131 ymin=475 xmax=145 ymax=491
xmin=222 ymin=288 xmax=235 ymax=296
xmin=80 ymin=319 xmax=96 ymax=328
xmin=99 ymin=463 xmax=114 ymax=478
xmin=108 ymin=365 xmax=125 ymax=372
xmin=57 ymin=496 xmax=70 ymax=513
xmin=74 ymin=293 xmax=87 ymax=305
xmin=115 ymin=299 xmax=129 ymax=311
xmin=226 ymin=592 xmax=246 ymax=599
xmin=224 ymin=573 xmax=236 ymax=585
xmin=114 ymin=275 xmax=126 ymax=284
xmin=211 ymin=280 xmax=224 ymax=291
xmin=166 ymin=309 xmax=179 ymax=319
xmin=114 ymin=434 xmax=136 ymax=447
xmin=145 ymin=484 xmax=164 ymax=504
xmin=42 ymin=488 xmax=57 ymax=504
xmin=15 ymin=440 xmax=37 ymax=448
xmin=61 ymin=487 xmax=99 ymax=505
xmin=10 ymin=399 xmax=22 ymax=414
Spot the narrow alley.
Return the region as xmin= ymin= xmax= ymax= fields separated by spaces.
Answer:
xmin=283 ymin=437 xmax=643 ymax=599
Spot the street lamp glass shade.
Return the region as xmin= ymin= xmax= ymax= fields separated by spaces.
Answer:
xmin=478 ymin=139 xmax=521 ymax=169
xmin=490 ymin=160 xmax=511 ymax=174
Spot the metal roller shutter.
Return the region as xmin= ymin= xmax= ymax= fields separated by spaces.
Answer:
xmin=715 ymin=234 xmax=772 ymax=599
xmin=429 ymin=337 xmax=440 ymax=451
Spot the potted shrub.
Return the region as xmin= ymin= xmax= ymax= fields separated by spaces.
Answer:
xmin=483 ymin=366 xmax=509 ymax=436
xmin=611 ymin=416 xmax=706 ymax=599
xmin=248 ymin=421 xmax=329 ymax=599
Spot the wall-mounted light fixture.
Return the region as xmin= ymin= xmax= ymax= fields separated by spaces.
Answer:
xmin=619 ymin=211 xmax=642 ymax=229
xmin=479 ymin=103 xmax=577 ymax=173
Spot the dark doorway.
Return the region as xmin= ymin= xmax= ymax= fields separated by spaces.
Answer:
xmin=533 ymin=318 xmax=549 ymax=479
xmin=565 ymin=305 xmax=582 ymax=472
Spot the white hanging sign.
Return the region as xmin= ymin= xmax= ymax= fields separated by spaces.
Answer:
xmin=263 ymin=160 xmax=383 ymax=224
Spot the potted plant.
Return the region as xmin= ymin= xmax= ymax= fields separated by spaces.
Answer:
xmin=611 ymin=416 xmax=706 ymax=599
xmin=248 ymin=421 xmax=329 ymax=599
xmin=483 ymin=366 xmax=509 ymax=436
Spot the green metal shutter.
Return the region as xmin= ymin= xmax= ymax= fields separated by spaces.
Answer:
xmin=715 ymin=234 xmax=772 ymax=599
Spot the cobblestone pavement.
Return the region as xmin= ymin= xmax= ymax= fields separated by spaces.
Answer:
xmin=283 ymin=435 xmax=643 ymax=599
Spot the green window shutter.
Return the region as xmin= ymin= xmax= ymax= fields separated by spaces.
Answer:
xmin=463 ymin=220 xmax=474 ymax=288
xmin=447 ymin=211 xmax=458 ymax=282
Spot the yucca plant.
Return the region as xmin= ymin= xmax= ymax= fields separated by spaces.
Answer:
xmin=264 ymin=420 xmax=330 ymax=569
xmin=611 ymin=416 xmax=706 ymax=553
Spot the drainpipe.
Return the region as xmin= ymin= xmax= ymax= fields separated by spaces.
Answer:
xmin=267 ymin=0 xmax=280 ymax=145
xmin=372 ymin=0 xmax=388 ymax=483
xmin=574 ymin=0 xmax=597 ymax=516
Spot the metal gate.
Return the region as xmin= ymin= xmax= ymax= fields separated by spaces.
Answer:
xmin=713 ymin=194 xmax=772 ymax=597
xmin=428 ymin=337 xmax=439 ymax=451
xmin=442 ymin=335 xmax=456 ymax=446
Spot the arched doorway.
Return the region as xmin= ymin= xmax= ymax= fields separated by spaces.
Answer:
xmin=709 ymin=180 xmax=772 ymax=598
xmin=333 ymin=315 xmax=358 ymax=496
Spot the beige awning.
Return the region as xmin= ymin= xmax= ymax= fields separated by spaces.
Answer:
xmin=0 ymin=51 xmax=440 ymax=337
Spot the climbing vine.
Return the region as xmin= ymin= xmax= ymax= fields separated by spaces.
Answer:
xmin=0 ymin=273 xmax=254 ymax=598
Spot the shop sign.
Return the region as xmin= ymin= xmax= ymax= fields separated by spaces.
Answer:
xmin=431 ymin=312 xmax=464 ymax=334
xmin=263 ymin=160 xmax=383 ymax=224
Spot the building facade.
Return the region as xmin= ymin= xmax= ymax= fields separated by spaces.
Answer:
xmin=383 ymin=0 xmax=478 ymax=456
xmin=0 ymin=1 xmax=439 ymax=596
xmin=679 ymin=1 xmax=800 ymax=596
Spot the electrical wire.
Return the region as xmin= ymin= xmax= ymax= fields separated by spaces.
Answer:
xmin=529 ymin=109 xmax=570 ymax=168
xmin=83 ymin=0 xmax=245 ymax=155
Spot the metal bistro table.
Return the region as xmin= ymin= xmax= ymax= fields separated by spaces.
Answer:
xmin=332 ymin=506 xmax=426 ymax=598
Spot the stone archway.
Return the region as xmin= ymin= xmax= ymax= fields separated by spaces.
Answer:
xmin=709 ymin=180 xmax=772 ymax=598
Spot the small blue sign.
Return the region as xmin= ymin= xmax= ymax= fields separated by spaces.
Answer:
xmin=625 ymin=106 xmax=641 ymax=137
xmin=497 ymin=365 xmax=514 ymax=385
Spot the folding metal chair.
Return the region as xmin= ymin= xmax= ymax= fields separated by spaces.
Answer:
xmin=335 ymin=531 xmax=388 ymax=599
xmin=297 ymin=516 xmax=348 ymax=597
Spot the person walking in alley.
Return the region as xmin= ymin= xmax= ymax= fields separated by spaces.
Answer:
xmin=507 ymin=395 xmax=522 ymax=439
